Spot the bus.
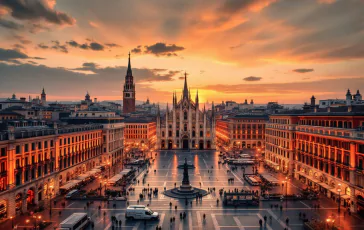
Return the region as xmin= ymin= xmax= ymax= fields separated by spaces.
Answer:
xmin=59 ymin=213 xmax=90 ymax=230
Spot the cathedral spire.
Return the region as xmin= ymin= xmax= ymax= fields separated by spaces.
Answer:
xmin=42 ymin=87 xmax=45 ymax=94
xmin=183 ymin=72 xmax=188 ymax=99
xmin=195 ymin=90 xmax=199 ymax=103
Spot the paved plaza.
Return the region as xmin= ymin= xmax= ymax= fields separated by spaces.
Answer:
xmin=6 ymin=150 xmax=364 ymax=229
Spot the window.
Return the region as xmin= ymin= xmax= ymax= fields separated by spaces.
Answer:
xmin=16 ymin=145 xmax=20 ymax=154
xmin=38 ymin=142 xmax=41 ymax=149
xmin=184 ymin=111 xmax=187 ymax=120
xmin=24 ymin=144 xmax=29 ymax=152
xmin=0 ymin=148 xmax=6 ymax=157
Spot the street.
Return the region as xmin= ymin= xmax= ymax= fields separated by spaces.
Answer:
xmin=6 ymin=150 xmax=364 ymax=229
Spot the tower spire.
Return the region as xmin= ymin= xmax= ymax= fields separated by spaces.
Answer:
xmin=183 ymin=72 xmax=188 ymax=99
xmin=127 ymin=52 xmax=132 ymax=76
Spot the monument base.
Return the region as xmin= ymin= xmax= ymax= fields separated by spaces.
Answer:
xmin=164 ymin=186 xmax=208 ymax=199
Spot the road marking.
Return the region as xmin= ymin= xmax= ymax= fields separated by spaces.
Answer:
xmin=163 ymin=181 xmax=166 ymax=187
xmin=159 ymin=213 xmax=165 ymax=226
xmin=233 ymin=216 xmax=245 ymax=230
xmin=257 ymin=213 xmax=273 ymax=230
xmin=300 ymin=201 xmax=311 ymax=208
xmin=211 ymin=214 xmax=220 ymax=230
xmin=166 ymin=172 xmax=169 ymax=177
xmin=104 ymin=222 xmax=111 ymax=230
xmin=189 ymin=212 xmax=193 ymax=230
xmin=267 ymin=209 xmax=290 ymax=230
xmin=53 ymin=207 xmax=339 ymax=211
xmin=197 ymin=211 xmax=202 ymax=229
xmin=132 ymin=221 xmax=140 ymax=230
xmin=66 ymin=202 xmax=75 ymax=208
xmin=203 ymin=158 xmax=209 ymax=168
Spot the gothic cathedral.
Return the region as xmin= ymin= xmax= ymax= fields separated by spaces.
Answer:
xmin=156 ymin=73 xmax=216 ymax=150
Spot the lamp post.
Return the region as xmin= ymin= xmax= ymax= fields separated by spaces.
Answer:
xmin=49 ymin=185 xmax=54 ymax=217
xmin=337 ymin=183 xmax=342 ymax=213
xmin=283 ymin=177 xmax=289 ymax=210
xmin=107 ymin=161 xmax=111 ymax=178
xmin=10 ymin=216 xmax=13 ymax=229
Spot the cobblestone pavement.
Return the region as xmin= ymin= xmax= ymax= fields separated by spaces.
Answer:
xmin=5 ymin=150 xmax=364 ymax=229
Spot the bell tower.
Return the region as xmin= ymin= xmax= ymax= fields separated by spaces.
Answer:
xmin=123 ymin=52 xmax=136 ymax=114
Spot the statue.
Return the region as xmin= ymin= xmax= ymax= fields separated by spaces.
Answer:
xmin=182 ymin=158 xmax=190 ymax=186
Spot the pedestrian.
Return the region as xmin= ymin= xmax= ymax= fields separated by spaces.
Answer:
xmin=286 ymin=217 xmax=289 ymax=225
xmin=175 ymin=205 xmax=177 ymax=210
xmin=259 ymin=219 xmax=262 ymax=227
xmin=170 ymin=202 xmax=172 ymax=208
xmin=183 ymin=212 xmax=186 ymax=219
xmin=264 ymin=215 xmax=267 ymax=222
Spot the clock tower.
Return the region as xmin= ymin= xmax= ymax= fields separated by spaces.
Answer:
xmin=123 ymin=52 xmax=136 ymax=114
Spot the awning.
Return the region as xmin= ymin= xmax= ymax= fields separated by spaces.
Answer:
xmin=77 ymin=174 xmax=90 ymax=180
xmin=341 ymin=194 xmax=351 ymax=200
xmin=59 ymin=181 xmax=76 ymax=190
xmin=87 ymin=170 xmax=98 ymax=176
xmin=318 ymin=183 xmax=332 ymax=190
xmin=330 ymin=188 xmax=340 ymax=195
xmin=69 ymin=179 xmax=82 ymax=185
xmin=91 ymin=168 xmax=102 ymax=173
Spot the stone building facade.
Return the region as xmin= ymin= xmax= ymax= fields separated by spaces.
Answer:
xmin=265 ymin=112 xmax=364 ymax=214
xmin=0 ymin=121 xmax=112 ymax=218
xmin=156 ymin=74 xmax=216 ymax=150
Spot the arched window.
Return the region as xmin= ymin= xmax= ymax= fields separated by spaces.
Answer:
xmin=184 ymin=111 xmax=188 ymax=120
xmin=184 ymin=124 xmax=187 ymax=131
xmin=200 ymin=131 xmax=203 ymax=137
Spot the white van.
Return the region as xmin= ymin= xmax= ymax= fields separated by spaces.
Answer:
xmin=65 ymin=189 xmax=79 ymax=199
xmin=125 ymin=205 xmax=159 ymax=220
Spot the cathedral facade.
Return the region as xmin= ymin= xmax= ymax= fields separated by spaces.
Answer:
xmin=156 ymin=74 xmax=216 ymax=150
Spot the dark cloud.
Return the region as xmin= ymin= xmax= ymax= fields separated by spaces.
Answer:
xmin=89 ymin=42 xmax=104 ymax=51
xmin=293 ymin=68 xmax=314 ymax=73
xmin=66 ymin=40 xmax=105 ymax=51
xmin=0 ymin=0 xmax=75 ymax=25
xmin=66 ymin=40 xmax=79 ymax=47
xmin=27 ymin=60 xmax=37 ymax=65
xmin=0 ymin=62 xmax=182 ymax=97
xmin=51 ymin=41 xmax=68 ymax=53
xmin=243 ymin=76 xmax=262 ymax=81
xmin=105 ymin=43 xmax=121 ymax=48
xmin=37 ymin=41 xmax=68 ymax=53
xmin=0 ymin=18 xmax=24 ymax=30
xmin=219 ymin=0 xmax=256 ymax=14
xmin=0 ymin=47 xmax=28 ymax=60
xmin=202 ymin=77 xmax=364 ymax=95
xmin=13 ymin=44 xmax=26 ymax=50
xmin=29 ymin=23 xmax=50 ymax=33
xmin=37 ymin=43 xmax=49 ymax=49
xmin=131 ymin=45 xmax=142 ymax=54
xmin=72 ymin=62 xmax=181 ymax=82
xmin=13 ymin=35 xmax=32 ymax=44
xmin=144 ymin=43 xmax=185 ymax=56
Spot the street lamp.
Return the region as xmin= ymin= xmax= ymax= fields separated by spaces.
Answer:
xmin=10 ymin=216 xmax=13 ymax=229
xmin=49 ymin=185 xmax=54 ymax=217
xmin=107 ymin=161 xmax=111 ymax=178
xmin=337 ymin=184 xmax=342 ymax=213
xmin=283 ymin=177 xmax=289 ymax=210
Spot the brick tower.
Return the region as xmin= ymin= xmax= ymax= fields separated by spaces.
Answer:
xmin=123 ymin=52 xmax=136 ymax=114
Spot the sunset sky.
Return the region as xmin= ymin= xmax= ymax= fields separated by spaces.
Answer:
xmin=0 ymin=0 xmax=364 ymax=104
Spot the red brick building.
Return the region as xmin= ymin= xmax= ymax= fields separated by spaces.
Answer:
xmin=123 ymin=53 xmax=136 ymax=114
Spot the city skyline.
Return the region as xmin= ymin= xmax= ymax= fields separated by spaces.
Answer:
xmin=1 ymin=0 xmax=364 ymax=104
